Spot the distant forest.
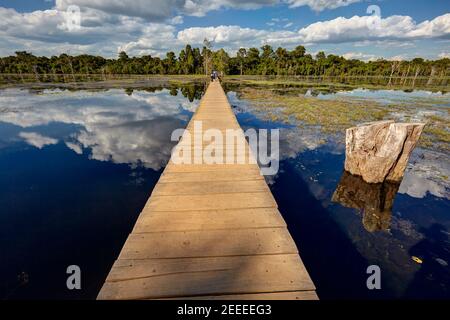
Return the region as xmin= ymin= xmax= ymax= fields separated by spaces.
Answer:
xmin=1 ymin=43 xmax=449 ymax=79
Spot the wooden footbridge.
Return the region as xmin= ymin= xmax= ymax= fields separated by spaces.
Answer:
xmin=97 ymin=81 xmax=317 ymax=300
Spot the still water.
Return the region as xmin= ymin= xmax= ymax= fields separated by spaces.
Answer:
xmin=1 ymin=84 xmax=449 ymax=299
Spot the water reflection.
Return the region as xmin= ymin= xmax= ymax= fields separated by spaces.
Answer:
xmin=1 ymin=83 xmax=449 ymax=299
xmin=232 ymin=88 xmax=450 ymax=298
xmin=0 ymin=84 xmax=206 ymax=299
xmin=332 ymin=171 xmax=400 ymax=232
xmin=0 ymin=86 xmax=205 ymax=170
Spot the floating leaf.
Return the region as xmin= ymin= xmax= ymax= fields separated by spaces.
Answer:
xmin=412 ymin=256 xmax=423 ymax=264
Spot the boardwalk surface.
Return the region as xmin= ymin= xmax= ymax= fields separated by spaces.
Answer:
xmin=97 ymin=81 xmax=317 ymax=300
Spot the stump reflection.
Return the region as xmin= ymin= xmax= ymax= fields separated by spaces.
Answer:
xmin=332 ymin=171 xmax=401 ymax=232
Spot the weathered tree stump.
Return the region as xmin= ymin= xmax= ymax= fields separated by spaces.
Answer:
xmin=345 ymin=120 xmax=425 ymax=183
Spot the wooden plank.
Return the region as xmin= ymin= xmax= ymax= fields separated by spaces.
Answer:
xmin=133 ymin=208 xmax=286 ymax=232
xmin=98 ymin=254 xmax=314 ymax=300
xmin=172 ymin=150 xmax=254 ymax=158
xmin=151 ymin=180 xmax=270 ymax=196
xmin=169 ymin=154 xmax=256 ymax=165
xmin=158 ymin=170 xmax=262 ymax=183
xmin=164 ymin=163 xmax=260 ymax=173
xmin=117 ymin=228 xmax=298 ymax=260
xmin=145 ymin=192 xmax=277 ymax=211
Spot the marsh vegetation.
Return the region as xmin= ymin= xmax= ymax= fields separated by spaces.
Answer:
xmin=235 ymin=86 xmax=449 ymax=153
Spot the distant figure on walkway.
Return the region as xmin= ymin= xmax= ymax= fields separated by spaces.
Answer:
xmin=211 ymin=70 xmax=220 ymax=82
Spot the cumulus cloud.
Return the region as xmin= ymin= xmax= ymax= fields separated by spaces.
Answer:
xmin=19 ymin=132 xmax=58 ymax=149
xmin=342 ymin=52 xmax=379 ymax=61
xmin=183 ymin=0 xmax=279 ymax=17
xmin=177 ymin=25 xmax=311 ymax=52
xmin=0 ymin=6 xmax=180 ymax=57
xmin=170 ymin=15 xmax=184 ymax=25
xmin=56 ymin=0 xmax=180 ymax=21
xmin=297 ymin=14 xmax=450 ymax=44
xmin=117 ymin=24 xmax=178 ymax=56
xmin=0 ymin=1 xmax=449 ymax=58
xmin=56 ymin=0 xmax=279 ymax=19
xmin=53 ymin=0 xmax=365 ymax=19
xmin=389 ymin=54 xmax=408 ymax=61
xmin=286 ymin=0 xmax=361 ymax=11
xmin=177 ymin=25 xmax=270 ymax=46
xmin=176 ymin=14 xmax=450 ymax=52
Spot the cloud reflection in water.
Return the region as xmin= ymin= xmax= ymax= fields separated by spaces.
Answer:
xmin=0 ymin=88 xmax=198 ymax=170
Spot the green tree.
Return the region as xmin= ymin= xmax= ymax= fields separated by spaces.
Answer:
xmin=237 ymin=48 xmax=247 ymax=76
xmin=202 ymin=38 xmax=213 ymax=75
xmin=213 ymin=49 xmax=230 ymax=75
xmin=118 ymin=51 xmax=129 ymax=61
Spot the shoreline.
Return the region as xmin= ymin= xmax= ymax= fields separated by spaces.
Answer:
xmin=0 ymin=75 xmax=448 ymax=93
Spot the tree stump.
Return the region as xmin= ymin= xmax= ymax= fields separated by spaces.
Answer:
xmin=344 ymin=120 xmax=425 ymax=183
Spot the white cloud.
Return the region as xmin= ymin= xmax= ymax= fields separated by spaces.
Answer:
xmin=176 ymin=14 xmax=450 ymax=52
xmin=297 ymin=14 xmax=450 ymax=44
xmin=177 ymin=25 xmax=269 ymax=46
xmin=177 ymin=25 xmax=309 ymax=52
xmin=342 ymin=52 xmax=379 ymax=61
xmin=54 ymin=0 xmax=366 ymax=18
xmin=56 ymin=0 xmax=279 ymax=19
xmin=438 ymin=52 xmax=450 ymax=59
xmin=389 ymin=54 xmax=408 ymax=61
xmin=406 ymin=13 xmax=450 ymax=38
xmin=184 ymin=0 xmax=279 ymax=17
xmin=56 ymin=0 xmax=179 ymax=21
xmin=65 ymin=141 xmax=83 ymax=154
xmin=118 ymin=24 xmax=178 ymax=56
xmin=286 ymin=0 xmax=361 ymax=11
xmin=19 ymin=132 xmax=58 ymax=149
xmin=0 ymin=2 xmax=448 ymax=58
xmin=0 ymin=6 xmax=179 ymax=57
xmin=171 ymin=15 xmax=184 ymax=25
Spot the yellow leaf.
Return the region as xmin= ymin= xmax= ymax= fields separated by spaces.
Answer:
xmin=412 ymin=256 xmax=423 ymax=264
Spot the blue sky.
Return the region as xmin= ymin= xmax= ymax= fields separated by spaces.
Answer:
xmin=0 ymin=0 xmax=449 ymax=60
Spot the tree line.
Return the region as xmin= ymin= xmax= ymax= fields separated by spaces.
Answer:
xmin=1 ymin=42 xmax=449 ymax=79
